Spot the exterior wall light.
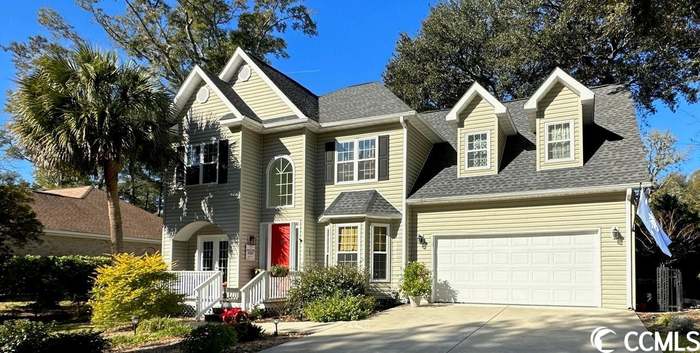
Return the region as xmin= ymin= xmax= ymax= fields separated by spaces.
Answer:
xmin=417 ymin=234 xmax=428 ymax=248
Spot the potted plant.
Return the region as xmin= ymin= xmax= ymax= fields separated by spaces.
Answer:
xmin=269 ymin=265 xmax=289 ymax=277
xmin=400 ymin=261 xmax=432 ymax=307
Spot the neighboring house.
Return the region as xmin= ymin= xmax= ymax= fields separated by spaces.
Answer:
xmin=162 ymin=49 xmax=648 ymax=313
xmin=14 ymin=186 xmax=162 ymax=256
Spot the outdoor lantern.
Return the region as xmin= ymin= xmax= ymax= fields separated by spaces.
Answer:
xmin=417 ymin=234 xmax=428 ymax=248
xmin=131 ymin=316 xmax=140 ymax=334
xmin=611 ymin=227 xmax=624 ymax=242
xmin=273 ymin=318 xmax=280 ymax=336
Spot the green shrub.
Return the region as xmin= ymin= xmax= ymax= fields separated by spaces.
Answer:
xmin=655 ymin=313 xmax=673 ymax=328
xmin=269 ymin=265 xmax=289 ymax=277
xmin=182 ymin=324 xmax=237 ymax=353
xmin=230 ymin=322 xmax=264 ymax=342
xmin=0 ymin=320 xmax=51 ymax=353
xmin=89 ymin=253 xmax=184 ymax=328
xmin=43 ymin=331 xmax=108 ymax=353
xmin=400 ymin=262 xmax=432 ymax=298
xmin=248 ymin=305 xmax=265 ymax=321
xmin=136 ymin=317 xmax=192 ymax=337
xmin=287 ymin=265 xmax=369 ymax=317
xmin=303 ymin=293 xmax=376 ymax=322
xmin=0 ymin=255 xmax=111 ymax=307
xmin=0 ymin=320 xmax=107 ymax=353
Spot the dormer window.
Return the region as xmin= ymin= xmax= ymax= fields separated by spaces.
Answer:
xmin=545 ymin=121 xmax=573 ymax=161
xmin=465 ymin=132 xmax=490 ymax=169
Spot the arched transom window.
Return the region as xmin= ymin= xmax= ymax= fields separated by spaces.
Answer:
xmin=267 ymin=156 xmax=294 ymax=207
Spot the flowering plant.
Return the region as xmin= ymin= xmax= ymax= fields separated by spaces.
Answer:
xmin=221 ymin=307 xmax=249 ymax=324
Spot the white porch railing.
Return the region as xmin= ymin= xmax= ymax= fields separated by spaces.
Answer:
xmin=169 ymin=271 xmax=223 ymax=319
xmin=240 ymin=270 xmax=298 ymax=311
xmin=169 ymin=271 xmax=217 ymax=299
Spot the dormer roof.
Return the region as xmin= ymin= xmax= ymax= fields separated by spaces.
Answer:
xmin=524 ymin=68 xmax=595 ymax=131
xmin=446 ymin=82 xmax=517 ymax=135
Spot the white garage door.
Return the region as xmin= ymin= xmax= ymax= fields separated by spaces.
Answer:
xmin=434 ymin=233 xmax=600 ymax=307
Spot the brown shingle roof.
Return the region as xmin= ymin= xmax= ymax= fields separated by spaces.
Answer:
xmin=32 ymin=186 xmax=163 ymax=240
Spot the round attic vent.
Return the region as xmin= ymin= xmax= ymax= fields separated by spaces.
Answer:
xmin=196 ymin=86 xmax=209 ymax=103
xmin=238 ymin=64 xmax=252 ymax=82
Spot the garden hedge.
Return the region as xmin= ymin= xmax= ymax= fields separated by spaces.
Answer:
xmin=0 ymin=255 xmax=111 ymax=307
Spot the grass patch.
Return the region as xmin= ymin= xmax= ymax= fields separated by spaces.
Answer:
xmin=108 ymin=317 xmax=192 ymax=349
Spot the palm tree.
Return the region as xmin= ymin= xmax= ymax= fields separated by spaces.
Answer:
xmin=7 ymin=45 xmax=179 ymax=253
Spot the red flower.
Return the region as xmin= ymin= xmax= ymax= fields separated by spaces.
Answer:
xmin=221 ymin=307 xmax=249 ymax=324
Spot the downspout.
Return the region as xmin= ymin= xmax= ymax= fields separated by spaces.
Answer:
xmin=625 ymin=188 xmax=635 ymax=310
xmin=400 ymin=116 xmax=408 ymax=274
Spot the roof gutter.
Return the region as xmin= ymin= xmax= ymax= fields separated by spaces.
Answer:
xmin=318 ymin=214 xmax=403 ymax=223
xmin=406 ymin=182 xmax=652 ymax=206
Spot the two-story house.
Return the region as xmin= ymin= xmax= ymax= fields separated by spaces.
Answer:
xmin=162 ymin=49 xmax=648 ymax=316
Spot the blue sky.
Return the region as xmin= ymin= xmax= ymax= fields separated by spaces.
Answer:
xmin=1 ymin=1 xmax=697 ymax=181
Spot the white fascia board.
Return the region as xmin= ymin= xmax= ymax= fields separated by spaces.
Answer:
xmin=318 ymin=214 xmax=402 ymax=223
xmin=446 ymin=82 xmax=508 ymax=121
xmin=173 ymin=65 xmax=245 ymax=120
xmin=218 ymin=47 xmax=310 ymax=120
xmin=524 ymin=67 xmax=595 ymax=112
xmin=406 ymin=182 xmax=653 ymax=206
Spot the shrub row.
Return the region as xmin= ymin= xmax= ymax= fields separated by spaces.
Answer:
xmin=0 ymin=320 xmax=107 ymax=353
xmin=286 ymin=265 xmax=375 ymax=322
xmin=0 ymin=255 xmax=111 ymax=307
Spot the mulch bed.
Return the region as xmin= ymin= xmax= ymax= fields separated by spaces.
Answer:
xmin=637 ymin=309 xmax=700 ymax=331
xmin=229 ymin=334 xmax=303 ymax=353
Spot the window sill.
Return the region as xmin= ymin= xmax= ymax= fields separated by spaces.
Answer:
xmin=370 ymin=279 xmax=391 ymax=283
xmin=335 ymin=178 xmax=380 ymax=185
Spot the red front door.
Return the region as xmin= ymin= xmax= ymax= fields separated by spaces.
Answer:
xmin=270 ymin=224 xmax=290 ymax=267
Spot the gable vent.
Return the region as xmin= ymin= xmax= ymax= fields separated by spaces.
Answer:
xmin=238 ymin=64 xmax=252 ymax=82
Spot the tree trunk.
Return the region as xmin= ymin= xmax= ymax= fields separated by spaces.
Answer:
xmin=104 ymin=160 xmax=124 ymax=253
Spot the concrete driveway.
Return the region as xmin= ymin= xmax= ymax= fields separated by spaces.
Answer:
xmin=262 ymin=304 xmax=650 ymax=353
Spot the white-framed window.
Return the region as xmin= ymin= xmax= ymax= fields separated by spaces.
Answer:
xmin=335 ymin=137 xmax=378 ymax=183
xmin=464 ymin=131 xmax=490 ymax=169
xmin=196 ymin=234 xmax=229 ymax=280
xmin=186 ymin=141 xmax=219 ymax=185
xmin=370 ymin=224 xmax=390 ymax=282
xmin=336 ymin=224 xmax=360 ymax=267
xmin=545 ymin=121 xmax=573 ymax=161
xmin=266 ymin=156 xmax=294 ymax=208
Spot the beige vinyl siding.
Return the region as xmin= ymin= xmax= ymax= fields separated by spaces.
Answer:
xmin=238 ymin=127 xmax=262 ymax=286
xmin=303 ymin=131 xmax=317 ymax=267
xmin=406 ymin=122 xmax=433 ymax=193
xmin=536 ymin=82 xmax=584 ymax=170
xmin=233 ymin=69 xmax=295 ymax=119
xmin=497 ymin=125 xmax=506 ymax=168
xmin=411 ymin=192 xmax=630 ymax=309
xmin=162 ymin=80 xmax=241 ymax=286
xmin=261 ymin=130 xmax=305 ymax=223
xmin=458 ymin=97 xmax=499 ymax=176
xmin=315 ymin=123 xmax=405 ymax=290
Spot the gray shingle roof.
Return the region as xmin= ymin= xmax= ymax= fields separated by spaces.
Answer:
xmin=410 ymin=85 xmax=649 ymax=200
xmin=248 ymin=56 xmax=320 ymax=120
xmin=322 ymin=190 xmax=402 ymax=219
xmin=200 ymin=68 xmax=259 ymax=120
xmin=318 ymin=82 xmax=414 ymax=123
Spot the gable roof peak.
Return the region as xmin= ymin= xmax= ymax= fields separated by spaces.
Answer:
xmin=524 ymin=67 xmax=595 ymax=111
xmin=446 ymin=82 xmax=517 ymax=135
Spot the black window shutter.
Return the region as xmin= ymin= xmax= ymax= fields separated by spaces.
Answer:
xmin=176 ymin=146 xmax=185 ymax=187
xmin=218 ymin=139 xmax=229 ymax=184
xmin=324 ymin=142 xmax=335 ymax=185
xmin=378 ymin=135 xmax=389 ymax=181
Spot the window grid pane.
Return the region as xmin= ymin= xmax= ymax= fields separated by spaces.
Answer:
xmin=202 ymin=241 xmax=213 ymax=271
xmin=218 ymin=241 xmax=228 ymax=280
xmin=337 ymin=226 xmax=358 ymax=267
xmin=466 ymin=133 xmax=489 ymax=168
xmin=546 ymin=123 xmax=572 ymax=160
xmin=372 ymin=226 xmax=388 ymax=280
xmin=358 ymin=139 xmax=376 ymax=180
xmin=269 ymin=158 xmax=294 ymax=207
xmin=337 ymin=162 xmax=354 ymax=182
